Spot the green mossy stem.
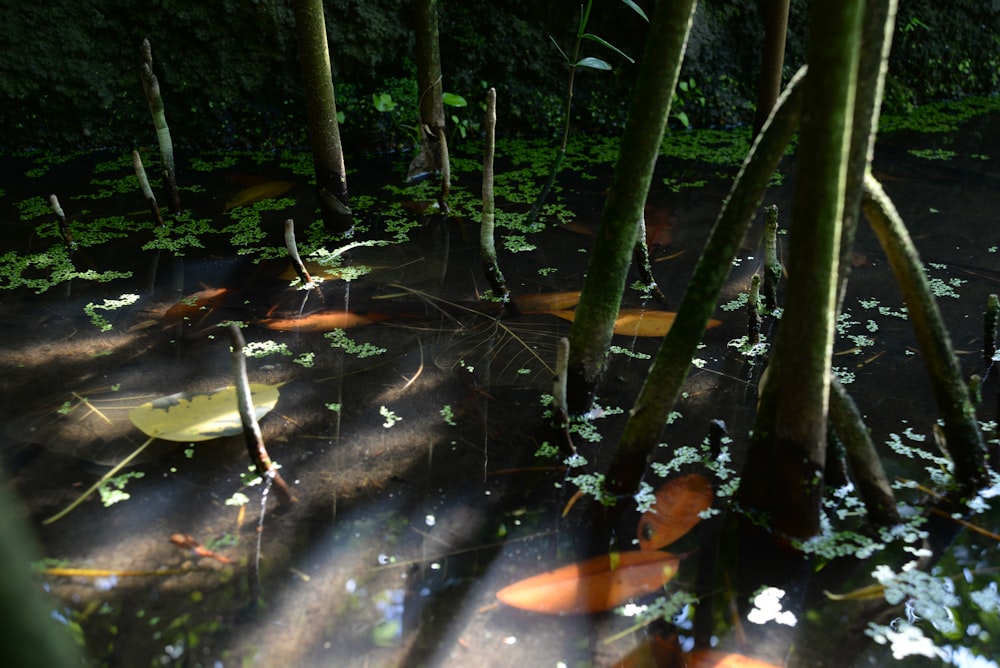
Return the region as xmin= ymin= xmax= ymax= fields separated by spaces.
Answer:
xmin=743 ymin=0 xmax=864 ymax=540
xmin=565 ymin=0 xmax=697 ymax=414
xmin=862 ymin=171 xmax=987 ymax=494
xmin=607 ymin=65 xmax=806 ymax=495
xmin=828 ymin=378 xmax=901 ymax=526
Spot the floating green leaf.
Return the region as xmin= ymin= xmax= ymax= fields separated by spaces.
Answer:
xmin=128 ymin=384 xmax=281 ymax=441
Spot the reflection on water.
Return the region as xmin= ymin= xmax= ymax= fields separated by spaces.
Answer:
xmin=1 ymin=112 xmax=999 ymax=666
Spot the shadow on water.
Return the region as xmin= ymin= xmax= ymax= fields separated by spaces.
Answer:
xmin=1 ymin=113 xmax=999 ymax=666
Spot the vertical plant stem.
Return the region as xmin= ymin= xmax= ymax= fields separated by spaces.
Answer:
xmin=283 ymin=218 xmax=315 ymax=288
xmin=413 ymin=0 xmax=449 ymax=209
xmin=838 ymin=0 xmax=898 ymax=310
xmin=437 ymin=126 xmax=451 ymax=212
xmin=139 ymin=39 xmax=181 ymax=214
xmin=862 ymin=172 xmax=987 ymax=493
xmin=742 ymin=0 xmax=864 ymax=540
xmin=565 ymin=0 xmax=697 ymax=412
xmin=747 ymin=273 xmax=762 ymax=345
xmin=133 ymin=150 xmax=164 ymax=227
xmin=632 ymin=220 xmax=669 ymax=306
xmin=480 ymin=87 xmax=508 ymax=300
xmin=762 ymin=204 xmax=781 ymax=312
xmin=983 ymin=293 xmax=998 ymax=363
xmin=609 ymin=66 xmax=805 ymax=494
xmin=291 ymin=0 xmax=352 ymax=233
xmin=48 ymin=194 xmax=74 ymax=251
xmin=753 ymin=0 xmax=790 ymax=135
xmin=551 ymin=337 xmax=575 ymax=455
xmin=228 ymin=325 xmax=297 ymax=507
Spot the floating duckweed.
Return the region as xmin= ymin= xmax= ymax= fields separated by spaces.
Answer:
xmin=84 ymin=293 xmax=140 ymax=331
xmin=439 ymin=405 xmax=456 ymax=426
xmin=293 ymin=352 xmax=315 ymax=367
xmin=721 ymin=292 xmax=748 ymax=311
xmin=907 ymin=148 xmax=957 ymax=161
xmin=98 ymin=471 xmax=145 ymax=507
xmin=242 ymin=340 xmax=292 ymax=358
xmin=86 ymin=175 xmax=140 ymax=198
xmin=380 ymin=406 xmax=401 ymax=428
xmin=15 ymin=195 xmax=52 ymax=221
xmin=858 ymin=297 xmax=908 ymax=319
xmin=873 ymin=564 xmax=960 ymax=633
xmin=502 ymin=234 xmax=537 ymax=253
xmin=325 ymin=328 xmax=386 ymax=358
xmin=225 ymin=492 xmax=250 ymax=507
xmin=567 ymin=471 xmax=616 ymax=506
xmin=610 ymin=345 xmax=651 ymax=360
xmin=534 ymin=441 xmax=559 ymax=458
xmin=142 ymin=212 xmax=213 ymax=254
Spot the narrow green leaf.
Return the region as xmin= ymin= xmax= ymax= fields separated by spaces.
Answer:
xmin=581 ymin=33 xmax=635 ymax=64
xmin=549 ymin=35 xmax=570 ymax=64
xmin=619 ymin=0 xmax=649 ymax=22
xmin=576 ymin=56 xmax=612 ymax=71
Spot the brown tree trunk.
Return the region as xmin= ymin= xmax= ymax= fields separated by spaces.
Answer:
xmin=291 ymin=0 xmax=352 ymax=233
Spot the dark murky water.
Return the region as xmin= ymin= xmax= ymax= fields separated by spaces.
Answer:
xmin=1 ymin=112 xmax=999 ymax=667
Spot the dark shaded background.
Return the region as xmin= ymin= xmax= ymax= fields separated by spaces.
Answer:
xmin=0 ymin=0 xmax=997 ymax=151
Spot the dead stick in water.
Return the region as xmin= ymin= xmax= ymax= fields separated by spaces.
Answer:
xmin=284 ymin=218 xmax=316 ymax=288
xmin=228 ymin=324 xmax=297 ymax=506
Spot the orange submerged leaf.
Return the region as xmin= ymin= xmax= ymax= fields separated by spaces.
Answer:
xmin=162 ymin=287 xmax=228 ymax=326
xmin=685 ymin=649 xmax=783 ymax=667
xmin=259 ymin=311 xmax=387 ymax=332
xmin=637 ymin=473 xmax=714 ymax=550
xmin=515 ymin=291 xmax=582 ymax=312
xmin=496 ymin=551 xmax=679 ymax=615
xmin=534 ymin=309 xmax=721 ymax=338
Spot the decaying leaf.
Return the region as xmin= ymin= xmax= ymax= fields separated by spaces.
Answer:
xmin=637 ymin=473 xmax=714 ymax=550
xmin=685 ymin=649 xmax=783 ymax=667
xmin=224 ymin=180 xmax=294 ymax=211
xmin=128 ymin=383 xmax=281 ymax=441
xmin=514 ymin=290 xmax=582 ymax=312
xmin=496 ymin=551 xmax=679 ymax=614
xmin=161 ymin=286 xmax=229 ymax=326
xmin=532 ymin=308 xmax=722 ymax=338
xmin=259 ymin=311 xmax=388 ymax=332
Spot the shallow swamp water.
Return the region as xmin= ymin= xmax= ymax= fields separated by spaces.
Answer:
xmin=2 ymin=106 xmax=1000 ymax=667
